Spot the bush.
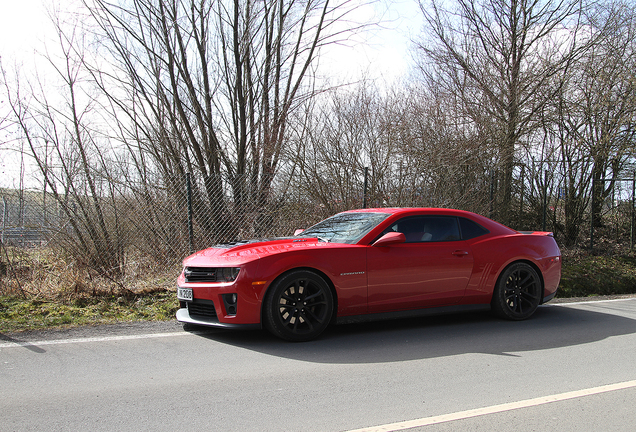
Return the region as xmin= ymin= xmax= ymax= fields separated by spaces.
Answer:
xmin=558 ymin=250 xmax=636 ymax=298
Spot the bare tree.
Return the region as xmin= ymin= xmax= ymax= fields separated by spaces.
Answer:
xmin=533 ymin=98 xmax=594 ymax=246
xmin=575 ymin=1 xmax=636 ymax=228
xmin=299 ymin=81 xmax=384 ymax=214
xmin=82 ymin=0 xmax=365 ymax=243
xmin=417 ymin=0 xmax=584 ymax=224
xmin=2 ymin=19 xmax=125 ymax=275
xmin=394 ymin=81 xmax=498 ymax=212
xmin=518 ymin=1 xmax=636 ymax=245
xmin=298 ymin=78 xmax=497 ymax=215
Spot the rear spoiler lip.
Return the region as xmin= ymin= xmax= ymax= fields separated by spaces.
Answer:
xmin=518 ymin=231 xmax=554 ymax=237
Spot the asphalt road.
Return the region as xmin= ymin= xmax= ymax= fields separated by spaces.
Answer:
xmin=1 ymin=298 xmax=636 ymax=431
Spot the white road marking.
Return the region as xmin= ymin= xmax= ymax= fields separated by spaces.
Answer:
xmin=345 ymin=380 xmax=636 ymax=432
xmin=547 ymin=297 xmax=636 ymax=306
xmin=0 ymin=331 xmax=190 ymax=349
xmin=1 ymin=298 xmax=633 ymax=349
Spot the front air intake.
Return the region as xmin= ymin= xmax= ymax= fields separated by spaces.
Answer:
xmin=187 ymin=300 xmax=217 ymax=318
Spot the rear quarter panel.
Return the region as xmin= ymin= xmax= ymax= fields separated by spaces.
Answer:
xmin=462 ymin=233 xmax=561 ymax=304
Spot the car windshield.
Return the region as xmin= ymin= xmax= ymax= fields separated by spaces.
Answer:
xmin=297 ymin=212 xmax=390 ymax=244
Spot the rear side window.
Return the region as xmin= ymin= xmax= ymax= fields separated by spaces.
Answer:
xmin=459 ymin=217 xmax=489 ymax=240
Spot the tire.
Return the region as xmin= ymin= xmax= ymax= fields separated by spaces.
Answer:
xmin=491 ymin=262 xmax=542 ymax=320
xmin=263 ymin=270 xmax=334 ymax=342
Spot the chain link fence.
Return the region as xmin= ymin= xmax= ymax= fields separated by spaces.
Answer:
xmin=2 ymin=165 xmax=635 ymax=294
xmin=1 ymin=189 xmax=59 ymax=246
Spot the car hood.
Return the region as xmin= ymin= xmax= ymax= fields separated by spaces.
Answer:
xmin=182 ymin=237 xmax=330 ymax=267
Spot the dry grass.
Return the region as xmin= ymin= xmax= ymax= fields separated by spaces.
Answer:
xmin=3 ymin=243 xmax=636 ymax=332
xmin=1 ymin=245 xmax=180 ymax=332
xmin=1 ymin=246 xmax=178 ymax=300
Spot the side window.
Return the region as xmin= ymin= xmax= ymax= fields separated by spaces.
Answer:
xmin=425 ymin=216 xmax=461 ymax=241
xmin=459 ymin=217 xmax=489 ymax=240
xmin=396 ymin=217 xmax=427 ymax=243
xmin=387 ymin=216 xmax=461 ymax=243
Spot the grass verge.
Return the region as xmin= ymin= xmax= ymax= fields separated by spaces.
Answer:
xmin=1 ymin=245 xmax=180 ymax=333
xmin=559 ymin=250 xmax=636 ymax=298
xmin=2 ymin=247 xmax=636 ymax=333
xmin=0 ymin=291 xmax=178 ymax=333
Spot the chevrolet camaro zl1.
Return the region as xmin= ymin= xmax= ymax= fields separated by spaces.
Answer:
xmin=176 ymin=208 xmax=561 ymax=341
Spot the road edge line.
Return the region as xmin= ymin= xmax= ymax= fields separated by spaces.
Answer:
xmin=0 ymin=331 xmax=190 ymax=349
xmin=345 ymin=379 xmax=636 ymax=432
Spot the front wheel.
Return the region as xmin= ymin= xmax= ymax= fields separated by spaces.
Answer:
xmin=263 ymin=270 xmax=334 ymax=342
xmin=491 ymin=262 xmax=542 ymax=320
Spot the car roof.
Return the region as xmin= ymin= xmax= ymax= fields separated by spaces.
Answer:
xmin=343 ymin=207 xmax=517 ymax=236
xmin=343 ymin=208 xmax=473 ymax=216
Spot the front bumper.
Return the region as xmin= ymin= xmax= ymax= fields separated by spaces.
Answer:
xmin=176 ymin=270 xmax=268 ymax=326
xmin=176 ymin=307 xmax=261 ymax=330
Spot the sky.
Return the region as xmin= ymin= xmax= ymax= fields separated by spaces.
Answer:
xmin=0 ymin=0 xmax=49 ymax=188
xmin=0 ymin=0 xmax=50 ymax=61
xmin=0 ymin=0 xmax=423 ymax=83
xmin=0 ymin=0 xmax=423 ymax=189
xmin=321 ymin=0 xmax=423 ymax=82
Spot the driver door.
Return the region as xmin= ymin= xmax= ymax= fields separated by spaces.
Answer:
xmin=366 ymin=216 xmax=474 ymax=313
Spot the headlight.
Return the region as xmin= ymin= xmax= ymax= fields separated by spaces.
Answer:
xmin=217 ymin=267 xmax=240 ymax=282
xmin=183 ymin=266 xmax=240 ymax=282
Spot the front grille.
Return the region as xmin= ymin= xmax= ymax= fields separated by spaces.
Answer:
xmin=187 ymin=300 xmax=217 ymax=318
xmin=184 ymin=267 xmax=217 ymax=282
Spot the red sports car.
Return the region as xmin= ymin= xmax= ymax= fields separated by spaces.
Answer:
xmin=176 ymin=208 xmax=561 ymax=341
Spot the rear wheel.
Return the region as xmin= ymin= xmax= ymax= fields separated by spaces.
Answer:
xmin=491 ymin=262 xmax=542 ymax=320
xmin=264 ymin=270 xmax=333 ymax=342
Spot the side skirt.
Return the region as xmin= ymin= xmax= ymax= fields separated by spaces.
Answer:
xmin=336 ymin=304 xmax=492 ymax=325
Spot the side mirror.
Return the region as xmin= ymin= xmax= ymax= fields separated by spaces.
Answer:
xmin=372 ymin=232 xmax=406 ymax=247
xmin=294 ymin=229 xmax=304 ymax=236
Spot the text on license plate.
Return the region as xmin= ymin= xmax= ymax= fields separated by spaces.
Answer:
xmin=177 ymin=288 xmax=193 ymax=301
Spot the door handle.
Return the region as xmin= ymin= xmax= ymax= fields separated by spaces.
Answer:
xmin=452 ymin=250 xmax=469 ymax=257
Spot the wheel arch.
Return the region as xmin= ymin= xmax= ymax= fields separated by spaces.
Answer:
xmin=259 ymin=266 xmax=339 ymax=325
xmin=491 ymin=259 xmax=545 ymax=304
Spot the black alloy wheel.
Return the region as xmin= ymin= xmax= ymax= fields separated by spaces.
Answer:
xmin=491 ymin=262 xmax=542 ymax=320
xmin=264 ymin=270 xmax=333 ymax=342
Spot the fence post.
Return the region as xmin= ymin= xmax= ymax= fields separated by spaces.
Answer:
xmin=363 ymin=167 xmax=369 ymax=209
xmin=590 ymin=177 xmax=595 ymax=251
xmin=489 ymin=171 xmax=495 ymax=219
xmin=186 ymin=173 xmax=194 ymax=254
xmin=629 ymin=171 xmax=636 ymax=250
xmin=1 ymin=196 xmax=6 ymax=245
xmin=543 ymin=170 xmax=548 ymax=232
xmin=519 ymin=165 xmax=525 ymax=228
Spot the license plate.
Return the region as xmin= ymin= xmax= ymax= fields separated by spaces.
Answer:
xmin=177 ymin=288 xmax=193 ymax=301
